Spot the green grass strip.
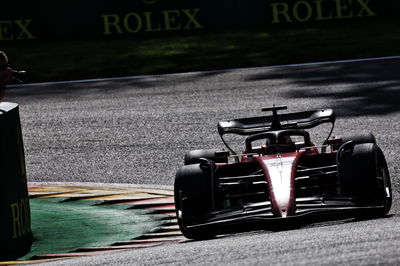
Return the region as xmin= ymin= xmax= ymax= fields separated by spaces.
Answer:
xmin=19 ymin=198 xmax=163 ymax=260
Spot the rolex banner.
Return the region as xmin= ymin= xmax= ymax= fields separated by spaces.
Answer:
xmin=0 ymin=0 xmax=398 ymax=40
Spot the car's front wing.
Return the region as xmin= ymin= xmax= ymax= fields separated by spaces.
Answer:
xmin=185 ymin=197 xmax=385 ymax=230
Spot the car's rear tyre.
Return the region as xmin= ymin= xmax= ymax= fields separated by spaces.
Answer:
xmin=174 ymin=163 xmax=218 ymax=240
xmin=184 ymin=149 xmax=228 ymax=165
xmin=339 ymin=143 xmax=392 ymax=217
xmin=341 ymin=133 xmax=376 ymax=145
xmin=333 ymin=133 xmax=376 ymax=150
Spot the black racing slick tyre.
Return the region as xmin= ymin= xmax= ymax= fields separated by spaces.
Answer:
xmin=341 ymin=133 xmax=376 ymax=145
xmin=333 ymin=133 xmax=376 ymax=150
xmin=339 ymin=143 xmax=392 ymax=217
xmin=184 ymin=149 xmax=228 ymax=165
xmin=174 ymin=163 xmax=218 ymax=240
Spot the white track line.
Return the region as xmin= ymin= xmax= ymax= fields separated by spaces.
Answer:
xmin=10 ymin=55 xmax=400 ymax=88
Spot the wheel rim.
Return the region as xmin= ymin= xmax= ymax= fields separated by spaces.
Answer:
xmin=376 ymin=156 xmax=392 ymax=213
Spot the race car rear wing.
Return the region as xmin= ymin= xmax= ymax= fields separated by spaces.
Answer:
xmin=217 ymin=107 xmax=336 ymax=157
xmin=218 ymin=108 xmax=336 ymax=136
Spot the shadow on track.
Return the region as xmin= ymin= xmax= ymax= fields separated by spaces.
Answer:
xmin=245 ymin=59 xmax=400 ymax=117
xmin=6 ymin=69 xmax=229 ymax=99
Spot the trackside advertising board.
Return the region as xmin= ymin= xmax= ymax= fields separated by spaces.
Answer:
xmin=0 ymin=103 xmax=32 ymax=260
xmin=0 ymin=0 xmax=398 ymax=40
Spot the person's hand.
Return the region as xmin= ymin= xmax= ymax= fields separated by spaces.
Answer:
xmin=0 ymin=67 xmax=12 ymax=101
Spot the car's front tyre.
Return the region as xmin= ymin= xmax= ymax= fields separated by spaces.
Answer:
xmin=174 ymin=163 xmax=218 ymax=240
xmin=339 ymin=143 xmax=392 ymax=217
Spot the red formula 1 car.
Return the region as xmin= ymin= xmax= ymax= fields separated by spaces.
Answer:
xmin=174 ymin=106 xmax=392 ymax=239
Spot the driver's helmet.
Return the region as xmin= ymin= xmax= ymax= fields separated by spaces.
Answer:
xmin=265 ymin=135 xmax=296 ymax=154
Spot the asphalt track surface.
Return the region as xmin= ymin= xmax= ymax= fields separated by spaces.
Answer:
xmin=6 ymin=57 xmax=400 ymax=265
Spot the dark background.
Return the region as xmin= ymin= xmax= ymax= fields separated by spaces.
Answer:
xmin=1 ymin=0 xmax=399 ymax=40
